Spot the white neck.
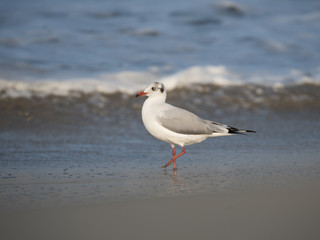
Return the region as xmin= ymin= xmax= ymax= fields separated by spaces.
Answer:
xmin=144 ymin=92 xmax=167 ymax=106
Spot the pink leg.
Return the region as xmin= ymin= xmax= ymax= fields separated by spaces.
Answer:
xmin=161 ymin=146 xmax=186 ymax=170
xmin=172 ymin=145 xmax=176 ymax=157
xmin=172 ymin=145 xmax=177 ymax=169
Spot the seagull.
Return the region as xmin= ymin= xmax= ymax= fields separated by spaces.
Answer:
xmin=136 ymin=82 xmax=255 ymax=170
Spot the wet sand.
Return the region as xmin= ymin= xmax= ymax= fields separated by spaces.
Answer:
xmin=1 ymin=108 xmax=320 ymax=239
xmin=1 ymin=111 xmax=320 ymax=208
xmin=1 ymin=186 xmax=320 ymax=240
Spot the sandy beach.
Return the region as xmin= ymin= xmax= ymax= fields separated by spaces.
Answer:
xmin=1 ymin=110 xmax=320 ymax=240
xmin=1 ymin=186 xmax=320 ymax=240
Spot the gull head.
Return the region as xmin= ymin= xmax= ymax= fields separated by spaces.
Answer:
xmin=136 ymin=82 xmax=166 ymax=98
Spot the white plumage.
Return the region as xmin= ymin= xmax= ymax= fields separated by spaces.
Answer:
xmin=136 ymin=82 xmax=255 ymax=170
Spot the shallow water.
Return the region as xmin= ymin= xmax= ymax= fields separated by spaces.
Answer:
xmin=1 ymin=104 xmax=319 ymax=209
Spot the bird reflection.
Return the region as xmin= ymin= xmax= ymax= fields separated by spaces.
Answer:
xmin=163 ymin=168 xmax=185 ymax=191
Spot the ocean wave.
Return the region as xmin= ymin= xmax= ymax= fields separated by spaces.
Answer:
xmin=0 ymin=65 xmax=320 ymax=99
xmin=1 ymin=81 xmax=319 ymax=132
xmin=1 ymin=72 xmax=320 ymax=131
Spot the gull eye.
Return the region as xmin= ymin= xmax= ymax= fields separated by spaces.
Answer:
xmin=151 ymin=87 xmax=156 ymax=91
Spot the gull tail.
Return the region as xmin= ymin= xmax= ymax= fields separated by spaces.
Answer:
xmin=227 ymin=126 xmax=256 ymax=135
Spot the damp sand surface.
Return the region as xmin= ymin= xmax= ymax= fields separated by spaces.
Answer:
xmin=1 ymin=187 xmax=320 ymax=240
xmin=1 ymin=109 xmax=320 ymax=239
xmin=1 ymin=110 xmax=319 ymax=207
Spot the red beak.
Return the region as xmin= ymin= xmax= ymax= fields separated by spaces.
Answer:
xmin=136 ymin=91 xmax=148 ymax=97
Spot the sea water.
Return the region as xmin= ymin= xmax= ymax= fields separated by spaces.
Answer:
xmin=1 ymin=0 xmax=320 ymax=209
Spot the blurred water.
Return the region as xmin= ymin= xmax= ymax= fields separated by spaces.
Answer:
xmin=0 ymin=0 xmax=320 ymax=93
xmin=1 ymin=0 xmax=320 ymax=209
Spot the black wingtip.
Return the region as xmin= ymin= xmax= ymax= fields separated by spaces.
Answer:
xmin=227 ymin=127 xmax=243 ymax=134
xmin=228 ymin=127 xmax=256 ymax=134
xmin=245 ymin=130 xmax=256 ymax=133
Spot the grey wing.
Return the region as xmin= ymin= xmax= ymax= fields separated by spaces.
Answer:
xmin=157 ymin=107 xmax=229 ymax=135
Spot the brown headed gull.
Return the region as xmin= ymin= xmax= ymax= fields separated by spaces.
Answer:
xmin=136 ymin=82 xmax=255 ymax=170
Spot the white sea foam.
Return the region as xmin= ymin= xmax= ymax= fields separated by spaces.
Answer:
xmin=0 ymin=65 xmax=320 ymax=98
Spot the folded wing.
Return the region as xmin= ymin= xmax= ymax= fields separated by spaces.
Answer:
xmin=157 ymin=107 xmax=229 ymax=135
